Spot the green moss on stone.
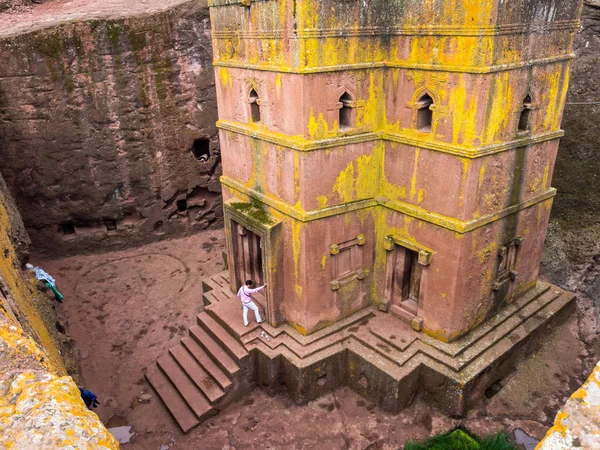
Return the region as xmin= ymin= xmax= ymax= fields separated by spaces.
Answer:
xmin=231 ymin=202 xmax=274 ymax=225
xmin=106 ymin=22 xmax=122 ymax=50
xmin=129 ymin=32 xmax=147 ymax=54
xmin=152 ymin=52 xmax=176 ymax=102
xmin=33 ymin=31 xmax=64 ymax=59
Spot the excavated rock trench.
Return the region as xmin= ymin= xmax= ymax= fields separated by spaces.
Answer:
xmin=1 ymin=1 xmax=599 ymax=449
xmin=31 ymin=230 xmax=598 ymax=449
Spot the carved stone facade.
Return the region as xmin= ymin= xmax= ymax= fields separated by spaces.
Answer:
xmin=146 ymin=0 xmax=583 ymax=431
xmin=211 ymin=0 xmax=583 ymax=341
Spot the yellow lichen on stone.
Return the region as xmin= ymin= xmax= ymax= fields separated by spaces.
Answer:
xmin=0 ymin=178 xmax=118 ymax=448
xmin=0 ymin=191 xmax=64 ymax=373
xmin=0 ymin=307 xmax=118 ymax=449
xmin=537 ymin=361 xmax=600 ymax=449
xmin=0 ymin=371 xmax=119 ymax=449
xmin=0 ymin=302 xmax=118 ymax=449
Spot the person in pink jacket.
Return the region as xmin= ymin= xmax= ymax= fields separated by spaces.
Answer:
xmin=237 ymin=279 xmax=265 ymax=327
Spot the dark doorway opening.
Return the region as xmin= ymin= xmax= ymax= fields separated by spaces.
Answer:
xmin=392 ymin=246 xmax=422 ymax=317
xmin=232 ymin=221 xmax=264 ymax=287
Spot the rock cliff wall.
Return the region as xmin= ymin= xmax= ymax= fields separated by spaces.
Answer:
xmin=542 ymin=2 xmax=600 ymax=303
xmin=0 ymin=172 xmax=63 ymax=371
xmin=0 ymin=172 xmax=117 ymax=448
xmin=0 ymin=0 xmax=221 ymax=256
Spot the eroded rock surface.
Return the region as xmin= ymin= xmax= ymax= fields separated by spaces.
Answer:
xmin=0 ymin=314 xmax=118 ymax=450
xmin=0 ymin=0 xmax=222 ymax=256
xmin=542 ymin=4 xmax=600 ymax=315
xmin=538 ymin=361 xmax=600 ymax=449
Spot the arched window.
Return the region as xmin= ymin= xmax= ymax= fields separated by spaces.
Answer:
xmin=249 ymin=88 xmax=261 ymax=123
xmin=416 ymin=93 xmax=433 ymax=132
xmin=339 ymin=92 xmax=353 ymax=129
xmin=518 ymin=94 xmax=532 ymax=132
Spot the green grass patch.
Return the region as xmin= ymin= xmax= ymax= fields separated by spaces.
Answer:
xmin=405 ymin=430 xmax=520 ymax=450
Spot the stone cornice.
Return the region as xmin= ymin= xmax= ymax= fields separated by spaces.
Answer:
xmin=211 ymin=19 xmax=580 ymax=38
xmin=217 ymin=120 xmax=564 ymax=159
xmin=220 ymin=176 xmax=557 ymax=233
xmin=213 ymin=53 xmax=575 ymax=75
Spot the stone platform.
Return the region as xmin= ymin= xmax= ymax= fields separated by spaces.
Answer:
xmin=148 ymin=271 xmax=575 ymax=432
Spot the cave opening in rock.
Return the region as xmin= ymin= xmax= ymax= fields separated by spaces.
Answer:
xmin=61 ymin=222 xmax=75 ymax=234
xmin=192 ymin=138 xmax=210 ymax=161
xmin=104 ymin=219 xmax=117 ymax=231
xmin=177 ymin=199 xmax=188 ymax=212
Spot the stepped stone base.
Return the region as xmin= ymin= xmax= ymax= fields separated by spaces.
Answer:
xmin=148 ymin=271 xmax=575 ymax=432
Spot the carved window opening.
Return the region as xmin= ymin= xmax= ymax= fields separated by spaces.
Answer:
xmin=104 ymin=219 xmax=117 ymax=231
xmin=495 ymin=238 xmax=522 ymax=289
xmin=249 ymin=88 xmax=261 ymax=123
xmin=416 ymin=93 xmax=433 ymax=132
xmin=192 ymin=138 xmax=210 ymax=161
xmin=176 ymin=199 xmax=188 ymax=212
xmin=339 ymin=92 xmax=354 ymax=129
xmin=518 ymin=95 xmax=532 ymax=132
xmin=61 ymin=222 xmax=75 ymax=235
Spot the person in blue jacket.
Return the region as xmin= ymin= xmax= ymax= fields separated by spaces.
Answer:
xmin=79 ymin=389 xmax=99 ymax=409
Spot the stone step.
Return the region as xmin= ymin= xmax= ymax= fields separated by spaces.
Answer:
xmin=210 ymin=288 xmax=235 ymax=304
xmin=244 ymin=327 xmax=344 ymax=361
xmin=169 ymin=345 xmax=225 ymax=404
xmin=346 ymin=337 xmax=409 ymax=381
xmin=458 ymin=289 xmax=560 ymax=364
xmin=239 ymin=307 xmax=375 ymax=358
xmin=202 ymin=275 xmax=226 ymax=294
xmin=197 ymin=312 xmax=248 ymax=361
xmin=202 ymin=290 xmax=220 ymax=307
xmin=145 ymin=364 xmax=200 ymax=433
xmin=421 ymin=283 xmax=552 ymax=359
xmin=206 ymin=300 xmax=262 ymax=340
xmin=189 ymin=325 xmax=240 ymax=376
xmin=181 ymin=337 xmax=233 ymax=392
xmin=456 ymin=289 xmax=576 ymax=381
xmin=216 ymin=271 xmax=230 ymax=286
xmin=156 ymin=355 xmax=213 ymax=418
xmin=353 ymin=326 xmax=416 ymax=367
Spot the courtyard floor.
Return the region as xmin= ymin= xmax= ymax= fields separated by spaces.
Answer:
xmin=34 ymin=230 xmax=598 ymax=449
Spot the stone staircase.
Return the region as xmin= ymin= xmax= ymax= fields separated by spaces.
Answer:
xmin=149 ymin=271 xmax=576 ymax=431
xmin=146 ymin=306 xmax=251 ymax=432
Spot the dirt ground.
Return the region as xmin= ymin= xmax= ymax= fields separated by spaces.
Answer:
xmin=34 ymin=230 xmax=599 ymax=450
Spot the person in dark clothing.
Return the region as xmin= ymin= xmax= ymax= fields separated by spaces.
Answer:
xmin=79 ymin=389 xmax=99 ymax=410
